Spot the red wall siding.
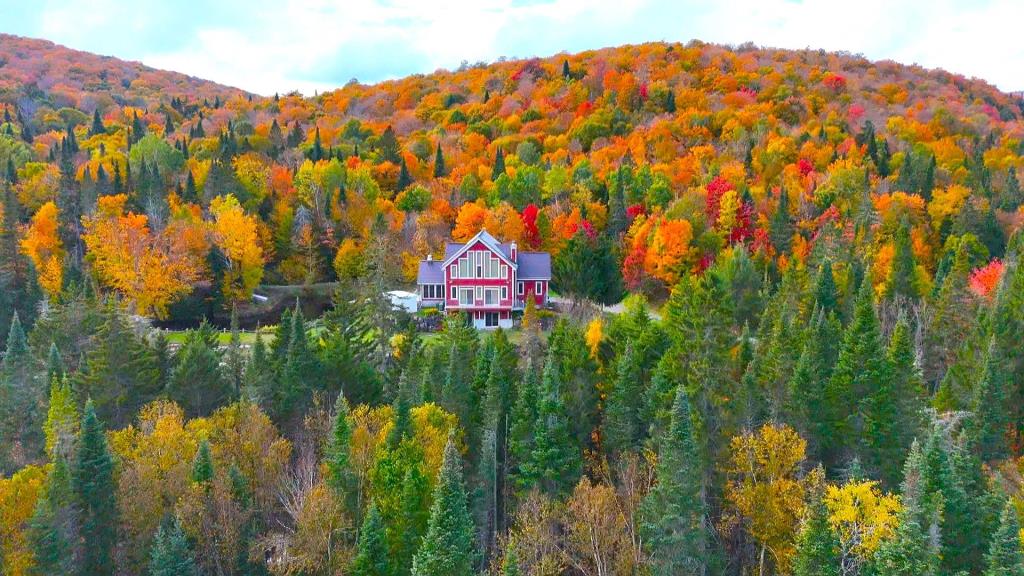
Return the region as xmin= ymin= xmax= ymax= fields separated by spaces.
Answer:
xmin=445 ymin=242 xmax=514 ymax=311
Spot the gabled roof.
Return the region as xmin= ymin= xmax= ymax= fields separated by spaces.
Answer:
xmin=441 ymin=229 xmax=517 ymax=268
xmin=417 ymin=260 xmax=444 ymax=285
xmin=517 ymin=252 xmax=552 ymax=279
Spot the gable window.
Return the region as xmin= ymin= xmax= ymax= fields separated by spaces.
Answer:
xmin=476 ymin=252 xmax=483 ymax=278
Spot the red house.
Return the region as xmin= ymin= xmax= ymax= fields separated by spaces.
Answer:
xmin=417 ymin=230 xmax=551 ymax=329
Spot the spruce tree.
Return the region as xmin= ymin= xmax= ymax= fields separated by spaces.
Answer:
xmin=985 ymin=500 xmax=1024 ymax=576
xmin=352 ymin=503 xmax=391 ymax=576
xmin=825 ymin=280 xmax=890 ymax=471
xmin=28 ymin=457 xmax=77 ymax=576
xmin=769 ymin=186 xmax=793 ymax=254
xmin=491 ymin=148 xmax=505 ymax=181
xmin=44 ymin=376 xmax=78 ymax=460
xmin=787 ymin=309 xmax=840 ymax=463
xmin=242 ymin=330 xmax=273 ymax=407
xmin=412 ymin=437 xmax=476 ymax=576
xmin=972 ymin=338 xmax=1012 ymax=462
xmin=509 ymin=358 xmax=539 ymax=488
xmin=604 ymin=342 xmax=645 ymax=456
xmin=813 ymin=260 xmax=839 ymax=315
xmin=397 ymin=157 xmax=413 ymax=190
xmin=520 ymin=348 xmax=580 ymax=496
xmin=641 ymin=385 xmax=707 ymax=574
xmin=396 ymin=466 xmax=431 ymax=575
xmin=325 ymin=391 xmax=353 ymax=499
xmin=90 ymin=109 xmax=105 ymax=136
xmin=166 ymin=322 xmax=229 ymax=417
xmin=433 ymin=143 xmax=446 ymax=178
xmin=886 ymin=219 xmax=921 ymax=301
xmin=149 ymin=517 xmax=198 ymax=576
xmin=792 ymin=476 xmax=841 ymax=576
xmin=74 ymin=401 xmax=117 ymax=576
xmin=191 ymin=439 xmax=214 ymax=485
xmin=224 ymin=305 xmax=245 ymax=395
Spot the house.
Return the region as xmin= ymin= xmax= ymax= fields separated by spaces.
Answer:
xmin=417 ymin=229 xmax=551 ymax=329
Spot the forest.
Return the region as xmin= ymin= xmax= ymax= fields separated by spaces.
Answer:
xmin=2 ymin=32 xmax=1024 ymax=575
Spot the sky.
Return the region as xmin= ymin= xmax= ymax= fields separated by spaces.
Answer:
xmin=1 ymin=0 xmax=1021 ymax=96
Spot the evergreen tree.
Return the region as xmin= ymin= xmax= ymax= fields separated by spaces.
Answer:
xmin=491 ymin=148 xmax=505 ymax=181
xmin=770 ymin=187 xmax=793 ymax=254
xmin=166 ymin=322 xmax=229 ymax=417
xmin=43 ymin=376 xmax=78 ymax=460
xmin=604 ymin=342 xmax=645 ymax=456
xmin=74 ymin=401 xmax=117 ymax=576
xmin=396 ymin=466 xmax=431 ymax=575
xmin=520 ymin=348 xmax=580 ymax=496
xmin=433 ymin=143 xmax=446 ymax=178
xmin=325 ymin=390 xmax=353 ymax=499
xmin=46 ymin=342 xmax=64 ymax=384
xmin=1002 ymin=168 xmax=1023 ymax=211
xmin=225 ymin=305 xmax=245 ymax=395
xmin=397 ymin=157 xmax=413 ymax=190
xmin=825 ymin=280 xmax=890 ymax=472
xmin=787 ymin=310 xmax=840 ymax=463
xmin=473 ymin=428 xmax=498 ymax=567
xmin=352 ymin=503 xmax=391 ymax=576
xmin=792 ymin=476 xmax=841 ymax=576
xmin=377 ymin=125 xmax=401 ymax=164
xmin=561 ymin=59 xmax=570 ymax=79
xmin=501 ymin=539 xmax=522 ymax=576
xmin=813 ymin=261 xmax=839 ymax=315
xmin=191 ymin=439 xmax=214 ymax=484
xmin=641 ymin=385 xmax=707 ymax=574
xmin=608 ymin=166 xmax=628 ymax=236
xmin=886 ymin=219 xmax=921 ymax=301
xmin=972 ymin=338 xmax=1012 ymax=462
xmin=985 ymin=500 xmax=1024 ymax=576
xmin=28 ymin=457 xmax=77 ymax=576
xmin=89 ymin=109 xmax=105 ymax=136
xmin=509 ymin=359 xmax=539 ymax=487
xmin=242 ymin=329 xmax=273 ymax=408
xmin=411 ymin=437 xmax=476 ymax=576
xmin=148 ymin=517 xmax=198 ymax=576
xmin=0 ymin=311 xmax=45 ymax=469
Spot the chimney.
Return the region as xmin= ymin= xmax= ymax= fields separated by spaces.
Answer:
xmin=510 ymin=241 xmax=517 ymax=262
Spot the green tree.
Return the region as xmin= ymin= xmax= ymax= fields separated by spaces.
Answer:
xmin=352 ymin=502 xmax=391 ymax=576
xmin=74 ymin=401 xmax=117 ymax=576
xmin=972 ymin=338 xmax=1012 ymax=462
xmin=641 ymin=385 xmax=707 ymax=574
xmin=604 ymin=342 xmax=645 ymax=456
xmin=985 ymin=501 xmax=1024 ymax=576
xmin=491 ymin=148 xmax=505 ymax=181
xmin=886 ymin=220 xmax=921 ymax=301
xmin=412 ymin=437 xmax=476 ymax=576
xmin=28 ymin=457 xmax=77 ymax=576
xmin=770 ymin=187 xmax=793 ymax=254
xmin=433 ymin=143 xmax=446 ymax=178
xmin=326 ymin=391 xmax=353 ymax=501
xmin=148 ymin=517 xmax=198 ymax=576
xmin=191 ymin=439 xmax=214 ymax=485
xmin=166 ymin=322 xmax=229 ymax=417
xmin=519 ymin=348 xmax=580 ymax=496
xmin=792 ymin=478 xmax=840 ymax=576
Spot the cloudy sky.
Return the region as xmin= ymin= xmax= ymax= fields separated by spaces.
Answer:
xmin=1 ymin=0 xmax=1020 ymax=95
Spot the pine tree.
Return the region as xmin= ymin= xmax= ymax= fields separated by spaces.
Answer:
xmin=433 ymin=143 xmax=446 ymax=178
xmin=74 ymin=401 xmax=117 ymax=576
xmin=972 ymin=338 xmax=1012 ymax=462
xmin=163 ymin=114 xmax=174 ymax=137
xmin=397 ymin=157 xmax=413 ymax=190
xmin=90 ymin=109 xmax=105 ymax=136
xmin=787 ymin=310 xmax=841 ymax=462
xmin=509 ymin=358 xmax=539 ymax=488
xmin=770 ymin=186 xmax=793 ymax=253
xmin=396 ymin=466 xmax=431 ymax=575
xmin=562 ymin=59 xmax=571 ymax=79
xmin=825 ymin=280 xmax=890 ymax=471
xmin=604 ymin=342 xmax=645 ymax=456
xmin=985 ymin=500 xmax=1024 ymax=576
xmin=520 ymin=348 xmax=580 ymax=496
xmin=377 ymin=125 xmax=401 ymax=164
xmin=886 ymin=219 xmax=921 ymax=301
xmin=412 ymin=437 xmax=476 ymax=576
xmin=792 ymin=477 xmax=841 ymax=576
xmin=473 ymin=428 xmax=498 ymax=567
xmin=325 ymin=390 xmax=353 ymax=499
xmin=491 ymin=148 xmax=505 ymax=181
xmin=44 ymin=376 xmax=78 ymax=460
xmin=608 ymin=166 xmax=628 ymax=236
xmin=352 ymin=502 xmax=391 ymax=576
xmin=813 ymin=261 xmax=839 ymax=315
xmin=149 ymin=517 xmax=198 ymax=576
xmin=641 ymin=385 xmax=707 ymax=574
xmin=46 ymin=342 xmax=64 ymax=383
xmin=28 ymin=456 xmax=77 ymax=576
xmin=0 ymin=311 xmax=44 ymax=468
xmin=166 ymin=322 xmax=229 ymax=417
xmin=242 ymin=330 xmax=273 ymax=407
xmin=191 ymin=439 xmax=214 ymax=485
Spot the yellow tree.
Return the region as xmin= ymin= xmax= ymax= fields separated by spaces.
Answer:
xmin=0 ymin=465 xmax=46 ymax=576
xmin=210 ymin=194 xmax=264 ymax=303
xmin=20 ymin=201 xmax=64 ymax=298
xmin=723 ymin=423 xmax=808 ymax=575
xmin=824 ymin=480 xmax=901 ymax=576
xmin=83 ymin=194 xmax=203 ymax=318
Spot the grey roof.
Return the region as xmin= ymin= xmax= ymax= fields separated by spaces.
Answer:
xmin=517 ymin=252 xmax=551 ymax=279
xmin=417 ymin=260 xmax=445 ymax=285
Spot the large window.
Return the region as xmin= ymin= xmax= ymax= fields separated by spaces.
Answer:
xmin=487 ymin=256 xmax=500 ymax=278
xmin=484 ymin=288 xmax=500 ymax=305
xmin=422 ymin=284 xmax=443 ymax=299
xmin=459 ymin=289 xmax=474 ymax=306
xmin=458 ymin=257 xmax=471 ymax=278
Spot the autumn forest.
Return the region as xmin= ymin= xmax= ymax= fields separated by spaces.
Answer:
xmin=2 ymin=32 xmax=1024 ymax=575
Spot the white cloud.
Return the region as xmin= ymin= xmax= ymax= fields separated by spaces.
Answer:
xmin=16 ymin=0 xmax=1024 ymax=94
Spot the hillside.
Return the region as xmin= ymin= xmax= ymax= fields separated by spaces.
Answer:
xmin=3 ymin=35 xmax=1024 ymax=576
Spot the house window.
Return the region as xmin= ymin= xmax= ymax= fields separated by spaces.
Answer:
xmin=451 ymin=265 xmax=457 ymax=279
xmin=535 ymin=281 xmax=542 ymax=294
xmin=451 ymin=286 xmax=457 ymax=300
xmin=459 ymin=289 xmax=474 ymax=306
xmin=476 ymin=252 xmax=483 ymax=277
xmin=501 ymin=286 xmax=508 ymax=300
xmin=475 ymin=286 xmax=482 ymax=301
xmin=487 ymin=256 xmax=500 ymax=278
xmin=485 ymin=288 xmax=499 ymax=305
xmin=458 ymin=257 xmax=470 ymax=278
xmin=423 ymin=285 xmax=431 ymax=298
xmin=518 ymin=282 xmax=524 ymax=295
xmin=485 ymin=312 xmax=499 ymax=327
xmin=501 ymin=264 xmax=508 ymax=278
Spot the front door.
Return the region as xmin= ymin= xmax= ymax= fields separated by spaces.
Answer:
xmin=485 ymin=312 xmax=499 ymax=328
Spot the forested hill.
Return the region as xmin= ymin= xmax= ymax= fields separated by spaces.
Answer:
xmin=3 ymin=35 xmax=1024 ymax=576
